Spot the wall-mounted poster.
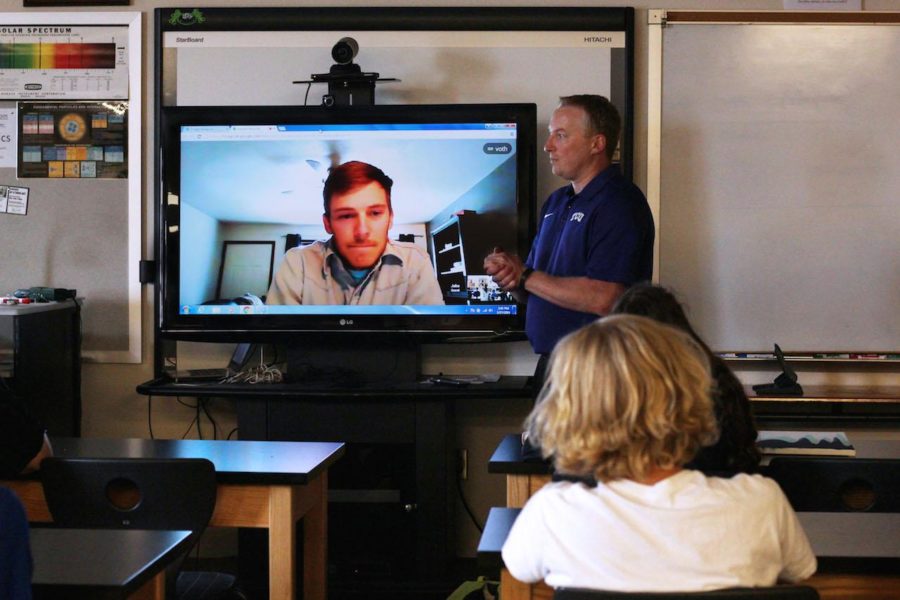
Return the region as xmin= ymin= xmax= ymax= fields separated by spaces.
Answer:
xmin=17 ymin=101 xmax=127 ymax=178
xmin=0 ymin=25 xmax=129 ymax=100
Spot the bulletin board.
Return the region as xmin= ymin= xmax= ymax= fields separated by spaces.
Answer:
xmin=647 ymin=11 xmax=900 ymax=355
xmin=0 ymin=12 xmax=141 ymax=363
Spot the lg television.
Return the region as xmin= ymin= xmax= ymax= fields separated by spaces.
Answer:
xmin=156 ymin=103 xmax=536 ymax=346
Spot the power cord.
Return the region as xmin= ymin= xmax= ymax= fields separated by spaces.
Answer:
xmin=149 ymin=394 xmax=223 ymax=441
xmin=200 ymin=398 xmax=218 ymax=440
xmin=222 ymin=363 xmax=283 ymax=384
xmin=456 ymin=472 xmax=484 ymax=533
xmin=147 ymin=395 xmax=154 ymax=439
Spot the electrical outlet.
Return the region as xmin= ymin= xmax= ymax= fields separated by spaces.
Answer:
xmin=458 ymin=449 xmax=468 ymax=480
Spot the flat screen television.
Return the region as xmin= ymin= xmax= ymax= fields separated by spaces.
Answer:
xmin=156 ymin=103 xmax=536 ymax=345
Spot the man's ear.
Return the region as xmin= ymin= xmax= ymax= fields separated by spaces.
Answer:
xmin=592 ymin=133 xmax=607 ymax=157
xmin=322 ymin=213 xmax=333 ymax=234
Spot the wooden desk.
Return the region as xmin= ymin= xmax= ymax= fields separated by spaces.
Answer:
xmin=487 ymin=433 xmax=551 ymax=508
xmin=31 ymin=528 xmax=192 ymax=600
xmin=487 ymin=434 xmax=900 ymax=600
xmin=488 ymin=433 xmax=900 ymax=509
xmin=475 ymin=507 xmax=548 ymax=600
xmin=6 ymin=437 xmax=345 ymax=600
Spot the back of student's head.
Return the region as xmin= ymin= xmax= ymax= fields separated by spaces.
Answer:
xmin=611 ymin=283 xmax=711 ymax=354
xmin=526 ymin=314 xmax=718 ymax=482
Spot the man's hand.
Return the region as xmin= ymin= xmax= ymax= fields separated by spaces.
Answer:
xmin=484 ymin=246 xmax=525 ymax=292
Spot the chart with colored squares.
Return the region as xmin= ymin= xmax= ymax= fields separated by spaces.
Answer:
xmin=17 ymin=101 xmax=127 ymax=179
xmin=0 ymin=25 xmax=128 ymax=100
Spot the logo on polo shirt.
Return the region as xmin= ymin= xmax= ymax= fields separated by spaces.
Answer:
xmin=570 ymin=212 xmax=585 ymax=222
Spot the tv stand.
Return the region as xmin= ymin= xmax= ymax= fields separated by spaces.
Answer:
xmin=285 ymin=335 xmax=419 ymax=386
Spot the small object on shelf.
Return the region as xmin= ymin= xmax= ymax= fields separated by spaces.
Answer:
xmin=757 ymin=431 xmax=855 ymax=456
xmin=752 ymin=343 xmax=803 ymax=396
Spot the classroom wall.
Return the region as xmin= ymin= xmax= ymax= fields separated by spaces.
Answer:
xmin=2 ymin=0 xmax=897 ymax=559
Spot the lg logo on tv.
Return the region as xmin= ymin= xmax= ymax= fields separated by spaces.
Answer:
xmin=339 ymin=319 xmax=354 ymax=326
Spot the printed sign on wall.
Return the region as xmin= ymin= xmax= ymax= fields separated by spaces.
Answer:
xmin=0 ymin=25 xmax=129 ymax=100
xmin=17 ymin=101 xmax=127 ymax=178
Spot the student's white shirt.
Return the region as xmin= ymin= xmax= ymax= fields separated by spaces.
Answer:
xmin=501 ymin=470 xmax=816 ymax=592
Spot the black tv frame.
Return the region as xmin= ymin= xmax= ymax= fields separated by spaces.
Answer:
xmin=157 ymin=102 xmax=536 ymax=345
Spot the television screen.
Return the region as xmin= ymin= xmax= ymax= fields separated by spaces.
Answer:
xmin=157 ymin=103 xmax=536 ymax=341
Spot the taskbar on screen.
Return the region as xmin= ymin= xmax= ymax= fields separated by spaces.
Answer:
xmin=179 ymin=304 xmax=518 ymax=316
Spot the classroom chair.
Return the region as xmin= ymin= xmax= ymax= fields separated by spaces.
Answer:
xmin=554 ymin=586 xmax=819 ymax=599
xmin=39 ymin=457 xmax=247 ymax=600
xmin=764 ymin=458 xmax=900 ymax=513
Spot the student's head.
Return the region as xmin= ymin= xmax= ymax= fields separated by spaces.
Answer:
xmin=526 ymin=314 xmax=718 ymax=482
xmin=322 ymin=161 xmax=395 ymax=269
xmin=544 ymin=95 xmax=620 ymax=181
xmin=611 ymin=283 xmax=709 ymax=353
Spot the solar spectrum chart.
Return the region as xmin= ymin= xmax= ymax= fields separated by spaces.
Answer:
xmin=0 ymin=26 xmax=129 ymax=99
xmin=0 ymin=42 xmax=116 ymax=69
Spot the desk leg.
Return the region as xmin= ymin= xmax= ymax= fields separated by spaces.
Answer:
xmin=302 ymin=473 xmax=327 ymax=600
xmin=269 ymin=485 xmax=299 ymax=600
xmin=501 ymin=569 xmax=532 ymax=600
xmin=129 ymin=571 xmax=165 ymax=600
xmin=506 ymin=474 xmax=551 ymax=508
xmin=506 ymin=475 xmax=530 ymax=508
xmin=501 ymin=569 xmax=554 ymax=600
xmin=268 ymin=474 xmax=328 ymax=600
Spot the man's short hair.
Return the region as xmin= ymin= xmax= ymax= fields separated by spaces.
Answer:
xmin=322 ymin=161 xmax=394 ymax=216
xmin=525 ymin=314 xmax=718 ymax=482
xmin=558 ymin=94 xmax=621 ymax=161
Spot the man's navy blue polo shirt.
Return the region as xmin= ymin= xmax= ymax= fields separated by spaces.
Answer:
xmin=524 ymin=165 xmax=654 ymax=354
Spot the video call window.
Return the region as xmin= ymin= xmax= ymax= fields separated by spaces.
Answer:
xmin=177 ymin=119 xmax=521 ymax=316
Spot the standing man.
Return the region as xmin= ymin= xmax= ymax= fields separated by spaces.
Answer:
xmin=485 ymin=95 xmax=654 ymax=393
xmin=267 ymin=160 xmax=444 ymax=305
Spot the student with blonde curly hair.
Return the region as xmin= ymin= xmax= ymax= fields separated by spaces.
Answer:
xmin=502 ymin=315 xmax=815 ymax=593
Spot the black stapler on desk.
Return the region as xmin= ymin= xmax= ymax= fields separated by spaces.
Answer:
xmin=752 ymin=343 xmax=803 ymax=396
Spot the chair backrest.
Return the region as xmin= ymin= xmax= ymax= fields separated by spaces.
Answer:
xmin=554 ymin=586 xmax=820 ymax=599
xmin=40 ymin=457 xmax=218 ymax=598
xmin=40 ymin=457 xmax=217 ymax=534
xmin=765 ymin=457 xmax=900 ymax=513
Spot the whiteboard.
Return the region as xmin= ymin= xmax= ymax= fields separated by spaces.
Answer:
xmin=650 ymin=13 xmax=900 ymax=353
xmin=157 ymin=7 xmax=635 ymax=223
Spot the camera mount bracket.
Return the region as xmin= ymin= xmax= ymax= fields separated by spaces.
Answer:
xmin=294 ymin=37 xmax=398 ymax=106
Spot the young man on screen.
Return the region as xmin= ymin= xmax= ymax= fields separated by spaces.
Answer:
xmin=266 ymin=161 xmax=444 ymax=305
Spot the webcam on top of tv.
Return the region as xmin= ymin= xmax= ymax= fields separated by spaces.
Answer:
xmin=294 ymin=37 xmax=399 ymax=107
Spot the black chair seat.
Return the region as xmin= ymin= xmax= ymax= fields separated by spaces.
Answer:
xmin=176 ymin=570 xmax=247 ymax=600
